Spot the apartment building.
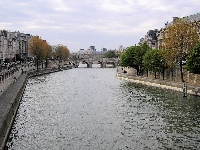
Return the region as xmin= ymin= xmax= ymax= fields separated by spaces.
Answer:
xmin=139 ymin=29 xmax=159 ymax=49
xmin=0 ymin=30 xmax=32 ymax=64
xmin=140 ymin=13 xmax=200 ymax=50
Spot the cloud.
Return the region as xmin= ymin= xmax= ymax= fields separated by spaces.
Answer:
xmin=0 ymin=0 xmax=200 ymax=51
xmin=100 ymin=1 xmax=135 ymax=13
xmin=0 ymin=22 xmax=13 ymax=29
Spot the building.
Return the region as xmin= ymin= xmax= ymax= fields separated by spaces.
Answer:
xmin=148 ymin=29 xmax=158 ymax=49
xmin=0 ymin=30 xmax=32 ymax=64
xmin=89 ymin=46 xmax=96 ymax=51
xmin=85 ymin=46 xmax=96 ymax=54
xmin=77 ymin=49 xmax=85 ymax=54
xmin=139 ymin=29 xmax=158 ymax=49
xmin=102 ymin=47 xmax=107 ymax=52
xmin=139 ymin=13 xmax=200 ymax=50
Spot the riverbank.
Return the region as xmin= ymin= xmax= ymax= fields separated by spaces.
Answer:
xmin=117 ymin=73 xmax=199 ymax=96
xmin=0 ymin=67 xmax=64 ymax=150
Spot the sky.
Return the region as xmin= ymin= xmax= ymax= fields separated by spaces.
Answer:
xmin=0 ymin=0 xmax=200 ymax=52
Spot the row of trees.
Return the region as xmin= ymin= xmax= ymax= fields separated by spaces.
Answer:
xmin=120 ymin=44 xmax=150 ymax=75
xmin=120 ymin=18 xmax=200 ymax=82
xmin=103 ymin=50 xmax=119 ymax=58
xmin=28 ymin=36 xmax=70 ymax=70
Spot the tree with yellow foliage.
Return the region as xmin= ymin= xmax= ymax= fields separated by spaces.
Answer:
xmin=43 ymin=41 xmax=53 ymax=68
xmin=161 ymin=18 xmax=199 ymax=82
xmin=29 ymin=36 xmax=46 ymax=71
xmin=55 ymin=44 xmax=70 ymax=62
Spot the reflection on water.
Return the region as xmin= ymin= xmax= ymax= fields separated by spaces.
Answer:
xmin=121 ymin=82 xmax=200 ymax=149
xmin=78 ymin=63 xmax=101 ymax=68
xmin=6 ymin=68 xmax=200 ymax=150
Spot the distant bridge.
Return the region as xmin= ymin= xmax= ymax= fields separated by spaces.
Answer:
xmin=67 ymin=58 xmax=119 ymax=68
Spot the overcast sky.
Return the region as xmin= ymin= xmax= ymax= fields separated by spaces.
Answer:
xmin=0 ymin=0 xmax=200 ymax=52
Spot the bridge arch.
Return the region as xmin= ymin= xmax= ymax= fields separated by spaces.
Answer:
xmin=68 ymin=58 xmax=119 ymax=68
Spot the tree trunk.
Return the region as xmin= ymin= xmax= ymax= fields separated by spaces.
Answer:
xmin=135 ymin=66 xmax=139 ymax=75
xmin=162 ymin=67 xmax=165 ymax=80
xmin=146 ymin=70 xmax=148 ymax=77
xmin=171 ymin=68 xmax=174 ymax=81
xmin=45 ymin=58 xmax=48 ymax=68
xmin=36 ymin=59 xmax=39 ymax=71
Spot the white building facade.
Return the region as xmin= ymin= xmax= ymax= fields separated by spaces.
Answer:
xmin=0 ymin=30 xmax=32 ymax=64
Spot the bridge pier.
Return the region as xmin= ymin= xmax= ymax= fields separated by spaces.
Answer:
xmin=87 ymin=62 xmax=93 ymax=68
xmin=75 ymin=62 xmax=79 ymax=68
xmin=113 ymin=62 xmax=118 ymax=68
xmin=101 ymin=62 xmax=106 ymax=68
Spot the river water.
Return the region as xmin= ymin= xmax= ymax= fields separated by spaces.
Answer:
xmin=6 ymin=65 xmax=200 ymax=150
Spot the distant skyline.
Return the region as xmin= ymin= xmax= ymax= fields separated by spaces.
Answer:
xmin=0 ymin=0 xmax=200 ymax=52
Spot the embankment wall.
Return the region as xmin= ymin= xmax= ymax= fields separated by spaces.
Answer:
xmin=117 ymin=66 xmax=200 ymax=96
xmin=0 ymin=68 xmax=62 ymax=150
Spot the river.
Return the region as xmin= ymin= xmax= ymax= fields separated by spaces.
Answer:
xmin=5 ymin=65 xmax=200 ymax=149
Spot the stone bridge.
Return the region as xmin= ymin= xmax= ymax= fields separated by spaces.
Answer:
xmin=67 ymin=58 xmax=119 ymax=68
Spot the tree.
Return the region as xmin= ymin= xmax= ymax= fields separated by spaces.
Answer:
xmin=135 ymin=43 xmax=150 ymax=75
xmin=29 ymin=36 xmax=46 ymax=71
xmin=103 ymin=50 xmax=118 ymax=58
xmin=161 ymin=18 xmax=199 ymax=82
xmin=43 ymin=41 xmax=52 ymax=68
xmin=55 ymin=44 xmax=70 ymax=62
xmin=120 ymin=46 xmax=140 ymax=74
xmin=120 ymin=46 xmax=135 ymax=67
xmin=186 ymin=42 xmax=200 ymax=74
xmin=143 ymin=49 xmax=166 ymax=78
xmin=120 ymin=44 xmax=150 ymax=75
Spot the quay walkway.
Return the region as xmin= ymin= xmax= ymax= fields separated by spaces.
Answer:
xmin=0 ymin=66 xmax=64 ymax=150
xmin=117 ymin=73 xmax=200 ymax=96
xmin=0 ymin=72 xmax=27 ymax=150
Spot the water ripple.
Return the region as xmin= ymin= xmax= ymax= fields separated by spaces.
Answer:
xmin=6 ymin=68 xmax=200 ymax=150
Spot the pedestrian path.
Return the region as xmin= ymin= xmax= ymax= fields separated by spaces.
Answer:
xmin=117 ymin=74 xmax=196 ymax=96
xmin=0 ymin=73 xmax=27 ymax=150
